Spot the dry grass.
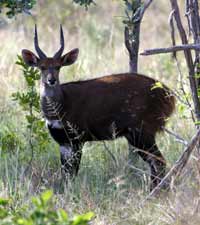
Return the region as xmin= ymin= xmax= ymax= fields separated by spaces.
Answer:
xmin=0 ymin=0 xmax=199 ymax=224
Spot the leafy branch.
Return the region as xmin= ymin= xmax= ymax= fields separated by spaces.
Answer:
xmin=0 ymin=190 xmax=94 ymax=225
xmin=0 ymin=0 xmax=36 ymax=18
xmin=12 ymin=56 xmax=49 ymax=165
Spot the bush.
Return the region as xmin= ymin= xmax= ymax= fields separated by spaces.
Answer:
xmin=0 ymin=190 xmax=94 ymax=225
xmin=0 ymin=0 xmax=36 ymax=18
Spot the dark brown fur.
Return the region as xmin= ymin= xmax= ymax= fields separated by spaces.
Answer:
xmin=59 ymin=73 xmax=175 ymax=140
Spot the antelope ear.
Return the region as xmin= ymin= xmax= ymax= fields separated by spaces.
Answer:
xmin=61 ymin=48 xmax=79 ymax=66
xmin=22 ymin=49 xmax=39 ymax=67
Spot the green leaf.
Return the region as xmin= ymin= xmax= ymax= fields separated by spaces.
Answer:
xmin=32 ymin=197 xmax=42 ymax=208
xmin=151 ymin=82 xmax=163 ymax=90
xmin=0 ymin=198 xmax=9 ymax=206
xmin=41 ymin=190 xmax=53 ymax=205
xmin=0 ymin=208 xmax=8 ymax=219
xmin=178 ymin=104 xmax=186 ymax=115
xmin=72 ymin=212 xmax=94 ymax=225
xmin=57 ymin=209 xmax=69 ymax=222
xmin=195 ymin=121 xmax=200 ymax=126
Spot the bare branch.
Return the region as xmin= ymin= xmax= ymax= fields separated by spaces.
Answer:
xmin=163 ymin=127 xmax=188 ymax=146
xmin=141 ymin=43 xmax=200 ymax=55
xmin=168 ymin=10 xmax=176 ymax=58
xmin=185 ymin=0 xmax=192 ymax=35
xmin=103 ymin=142 xmax=118 ymax=167
xmin=174 ymin=56 xmax=196 ymax=122
xmin=170 ymin=0 xmax=200 ymax=121
xmin=186 ymin=0 xmax=200 ymax=114
xmin=138 ymin=0 xmax=154 ymax=21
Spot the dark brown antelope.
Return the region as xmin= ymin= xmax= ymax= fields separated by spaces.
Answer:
xmin=22 ymin=25 xmax=175 ymax=190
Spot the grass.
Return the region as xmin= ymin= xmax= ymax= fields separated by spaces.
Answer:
xmin=0 ymin=0 xmax=200 ymax=224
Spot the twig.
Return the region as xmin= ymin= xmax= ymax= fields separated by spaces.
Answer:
xmin=137 ymin=0 xmax=154 ymax=22
xmin=103 ymin=142 xmax=118 ymax=167
xmin=163 ymin=127 xmax=188 ymax=146
xmin=174 ymin=56 xmax=196 ymax=122
xmin=24 ymin=88 xmax=34 ymax=175
xmin=169 ymin=9 xmax=176 ymax=58
xmin=127 ymin=164 xmax=169 ymax=184
xmin=141 ymin=43 xmax=200 ymax=55
xmin=172 ymin=89 xmax=193 ymax=110
xmin=140 ymin=128 xmax=200 ymax=206
xmin=170 ymin=0 xmax=200 ymax=122
xmin=185 ymin=0 xmax=192 ymax=35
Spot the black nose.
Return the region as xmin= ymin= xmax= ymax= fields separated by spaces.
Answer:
xmin=47 ymin=78 xmax=57 ymax=86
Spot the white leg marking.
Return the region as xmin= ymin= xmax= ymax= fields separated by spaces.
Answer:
xmin=60 ymin=145 xmax=73 ymax=159
xmin=46 ymin=119 xmax=63 ymax=129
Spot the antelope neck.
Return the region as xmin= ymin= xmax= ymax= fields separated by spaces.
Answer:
xmin=41 ymin=82 xmax=65 ymax=121
xmin=41 ymin=82 xmax=63 ymax=100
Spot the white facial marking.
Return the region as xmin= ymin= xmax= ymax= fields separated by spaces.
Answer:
xmin=40 ymin=84 xmax=46 ymax=97
xmin=40 ymin=83 xmax=56 ymax=98
xmin=46 ymin=119 xmax=63 ymax=129
xmin=60 ymin=145 xmax=73 ymax=159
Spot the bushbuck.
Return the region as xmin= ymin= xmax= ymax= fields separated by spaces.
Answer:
xmin=22 ymin=25 xmax=175 ymax=190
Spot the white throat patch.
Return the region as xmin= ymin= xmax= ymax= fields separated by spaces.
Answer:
xmin=41 ymin=84 xmax=56 ymax=98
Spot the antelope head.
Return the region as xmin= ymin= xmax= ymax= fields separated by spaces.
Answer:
xmin=22 ymin=25 xmax=79 ymax=89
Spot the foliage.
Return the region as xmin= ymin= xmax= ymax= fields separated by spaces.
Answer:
xmin=0 ymin=125 xmax=23 ymax=153
xmin=0 ymin=0 xmax=36 ymax=18
xmin=0 ymin=190 xmax=94 ymax=225
xmin=151 ymin=82 xmax=163 ymax=90
xmin=73 ymin=0 xmax=96 ymax=8
xmin=12 ymin=56 xmax=49 ymax=152
xmin=123 ymin=0 xmax=142 ymax=24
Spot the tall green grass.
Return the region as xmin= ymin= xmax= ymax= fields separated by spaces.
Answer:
xmin=0 ymin=1 xmax=199 ymax=224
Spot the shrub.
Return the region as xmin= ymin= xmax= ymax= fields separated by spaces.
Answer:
xmin=0 ymin=190 xmax=94 ymax=225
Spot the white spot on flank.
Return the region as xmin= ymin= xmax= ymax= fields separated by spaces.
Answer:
xmin=46 ymin=119 xmax=63 ymax=129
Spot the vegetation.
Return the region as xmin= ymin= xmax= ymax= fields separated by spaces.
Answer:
xmin=0 ymin=190 xmax=94 ymax=225
xmin=0 ymin=0 xmax=36 ymax=18
xmin=0 ymin=1 xmax=200 ymax=224
xmin=0 ymin=0 xmax=94 ymax=17
xmin=12 ymin=56 xmax=49 ymax=154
